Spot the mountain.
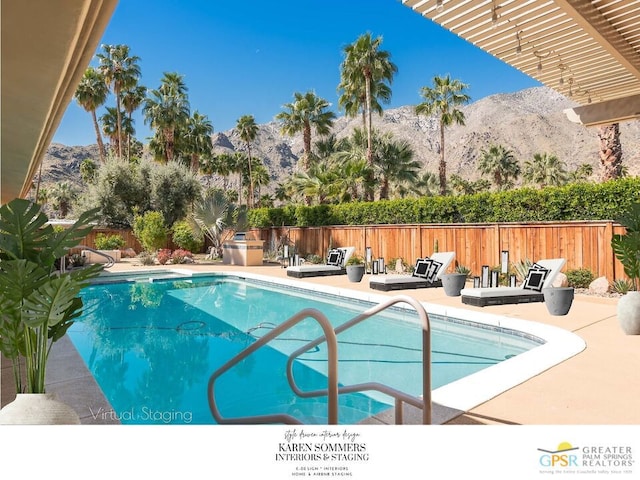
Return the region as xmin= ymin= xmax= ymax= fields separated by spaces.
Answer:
xmin=41 ymin=86 xmax=640 ymax=193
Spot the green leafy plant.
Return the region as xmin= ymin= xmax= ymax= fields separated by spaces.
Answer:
xmin=94 ymin=233 xmax=125 ymax=250
xmin=172 ymin=220 xmax=204 ymax=254
xmin=455 ymin=264 xmax=471 ymax=276
xmin=611 ymin=201 xmax=640 ymax=290
xmin=346 ymin=254 xmax=364 ymax=266
xmin=611 ymin=279 xmax=635 ymax=295
xmin=0 ymin=198 xmax=103 ymax=393
xmin=566 ymin=268 xmax=595 ymax=288
xmin=511 ymin=258 xmax=533 ymax=283
xmin=133 ymin=210 xmax=168 ymax=253
xmin=305 ymin=254 xmax=323 ymax=264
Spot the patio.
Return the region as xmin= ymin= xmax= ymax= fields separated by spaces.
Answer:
xmin=3 ymin=258 xmax=637 ymax=426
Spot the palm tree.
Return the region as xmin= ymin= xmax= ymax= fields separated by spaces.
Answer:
xmin=101 ymin=107 xmax=133 ymax=157
xmin=523 ymin=153 xmax=569 ymax=188
xmin=415 ymin=74 xmax=470 ymax=195
xmin=121 ymin=84 xmax=147 ymax=160
xmin=143 ymin=72 xmax=190 ymax=163
xmin=235 ymin=115 xmax=258 ymax=208
xmin=276 ymin=91 xmax=336 ymax=172
xmin=339 ymin=32 xmax=397 ymax=194
xmin=97 ymin=44 xmax=141 ymax=159
xmin=597 ymin=123 xmax=623 ymax=181
xmin=571 ymin=163 xmax=594 ymax=183
xmin=375 ymin=136 xmax=420 ymax=200
xmin=49 ymin=181 xmax=76 ymax=218
xmin=478 ymin=144 xmax=521 ymax=190
xmin=185 ymin=111 xmax=214 ymax=173
xmin=338 ymin=77 xmax=392 ymax=129
xmin=74 ymin=67 xmax=109 ymax=163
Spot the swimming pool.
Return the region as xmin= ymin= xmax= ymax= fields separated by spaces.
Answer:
xmin=68 ymin=271 xmax=584 ymax=424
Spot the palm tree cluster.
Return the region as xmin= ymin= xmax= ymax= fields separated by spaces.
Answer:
xmin=70 ymin=34 xmax=626 ymax=221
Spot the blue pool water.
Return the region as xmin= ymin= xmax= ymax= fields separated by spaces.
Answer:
xmin=69 ymin=274 xmax=542 ymax=425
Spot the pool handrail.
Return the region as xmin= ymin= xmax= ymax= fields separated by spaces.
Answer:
xmin=207 ymin=307 xmax=340 ymax=425
xmin=207 ymin=294 xmax=432 ymax=425
xmin=286 ymin=294 xmax=431 ymax=425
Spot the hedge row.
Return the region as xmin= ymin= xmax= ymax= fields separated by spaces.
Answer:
xmin=248 ymin=177 xmax=640 ymax=227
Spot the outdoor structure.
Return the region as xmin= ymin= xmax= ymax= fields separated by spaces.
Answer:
xmin=401 ymin=0 xmax=640 ymax=127
xmin=222 ymin=239 xmax=265 ymax=266
xmin=1 ymin=0 xmax=119 ymax=204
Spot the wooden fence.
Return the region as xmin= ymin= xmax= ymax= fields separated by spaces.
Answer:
xmin=249 ymin=221 xmax=628 ymax=282
xmin=78 ymin=221 xmax=628 ymax=281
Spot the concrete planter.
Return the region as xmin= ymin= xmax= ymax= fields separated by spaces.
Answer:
xmin=617 ymin=291 xmax=640 ymax=335
xmin=346 ymin=265 xmax=365 ymax=283
xmin=0 ymin=393 xmax=80 ymax=425
xmin=543 ymin=287 xmax=574 ymax=316
xmin=441 ymin=273 xmax=467 ymax=296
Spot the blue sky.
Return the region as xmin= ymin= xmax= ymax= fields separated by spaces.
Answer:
xmin=52 ymin=0 xmax=540 ymax=146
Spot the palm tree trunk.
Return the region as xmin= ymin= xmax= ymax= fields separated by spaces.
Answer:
xmin=303 ymin=121 xmax=312 ymax=172
xmin=247 ymin=145 xmax=253 ymax=209
xmin=165 ymin=128 xmax=174 ymax=163
xmin=598 ymin=123 xmax=622 ymax=181
xmin=115 ymin=90 xmax=123 ymax=159
xmin=191 ymin=154 xmax=199 ymax=173
xmin=365 ymin=73 xmax=375 ymax=202
xmin=91 ymin=110 xmax=107 ymax=163
xmin=438 ymin=123 xmax=447 ymax=195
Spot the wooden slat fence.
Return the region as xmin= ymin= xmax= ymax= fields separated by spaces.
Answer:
xmin=250 ymin=221 xmax=628 ymax=282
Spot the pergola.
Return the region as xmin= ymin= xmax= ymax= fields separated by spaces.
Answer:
xmin=0 ymin=0 xmax=118 ymax=205
xmin=401 ymin=0 xmax=640 ymax=126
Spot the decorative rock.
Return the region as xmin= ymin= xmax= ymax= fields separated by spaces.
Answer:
xmin=122 ymin=248 xmax=137 ymax=258
xmin=589 ymin=276 xmax=610 ymax=295
xmin=552 ymin=272 xmax=569 ymax=288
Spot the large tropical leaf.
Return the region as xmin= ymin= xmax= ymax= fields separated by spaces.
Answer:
xmin=21 ymin=274 xmax=85 ymax=329
xmin=0 ymin=199 xmax=51 ymax=262
xmin=616 ymin=202 xmax=640 ymax=232
xmin=612 ymin=231 xmax=640 ymax=282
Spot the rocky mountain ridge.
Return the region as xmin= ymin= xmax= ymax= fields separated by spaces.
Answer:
xmin=41 ymin=86 xmax=640 ymax=192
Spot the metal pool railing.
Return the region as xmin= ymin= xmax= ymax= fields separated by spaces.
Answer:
xmin=207 ymin=295 xmax=432 ymax=425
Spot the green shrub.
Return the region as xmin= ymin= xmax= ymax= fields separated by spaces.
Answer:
xmin=94 ymin=233 xmax=125 ymax=250
xmin=133 ymin=211 xmax=168 ymax=252
xmin=566 ymin=268 xmax=595 ymax=288
xmin=171 ymin=220 xmax=204 ymax=253
xmin=611 ymin=279 xmax=635 ymax=295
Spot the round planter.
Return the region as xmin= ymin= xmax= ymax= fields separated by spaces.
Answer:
xmin=346 ymin=265 xmax=365 ymax=283
xmin=617 ymin=291 xmax=640 ymax=335
xmin=542 ymin=287 xmax=575 ymax=316
xmin=0 ymin=393 xmax=81 ymax=425
xmin=441 ymin=273 xmax=468 ymax=297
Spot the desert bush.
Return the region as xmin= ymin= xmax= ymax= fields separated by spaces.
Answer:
xmin=94 ymin=233 xmax=125 ymax=250
xmin=611 ymin=279 xmax=635 ymax=295
xmin=172 ymin=220 xmax=204 ymax=253
xmin=566 ymin=268 xmax=595 ymax=288
xmin=171 ymin=249 xmax=192 ymax=264
xmin=133 ymin=210 xmax=168 ymax=252
xmin=156 ymin=249 xmax=171 ymax=265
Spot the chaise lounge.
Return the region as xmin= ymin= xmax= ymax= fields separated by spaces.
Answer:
xmin=286 ymin=247 xmax=355 ymax=278
xmin=369 ymin=251 xmax=456 ymax=291
xmin=460 ymin=258 xmax=566 ymax=307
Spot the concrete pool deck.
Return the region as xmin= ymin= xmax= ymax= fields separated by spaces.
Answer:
xmin=3 ymin=258 xmax=639 ymax=425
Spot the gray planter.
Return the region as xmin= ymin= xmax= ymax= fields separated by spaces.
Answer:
xmin=441 ymin=273 xmax=468 ymax=296
xmin=542 ymin=287 xmax=575 ymax=316
xmin=346 ymin=265 xmax=365 ymax=283
xmin=617 ymin=291 xmax=640 ymax=335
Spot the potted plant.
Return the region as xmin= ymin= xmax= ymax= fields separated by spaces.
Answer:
xmin=611 ymin=201 xmax=640 ymax=334
xmin=441 ymin=264 xmax=470 ymax=297
xmin=0 ymin=199 xmax=103 ymax=423
xmin=346 ymin=254 xmax=365 ymax=283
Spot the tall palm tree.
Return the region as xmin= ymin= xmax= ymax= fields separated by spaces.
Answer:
xmin=143 ymin=72 xmax=190 ymax=163
xmin=235 ymin=114 xmax=258 ymax=208
xmin=101 ymin=107 xmax=133 ymax=157
xmin=276 ymin=91 xmax=336 ymax=172
xmin=339 ymin=32 xmax=397 ymax=185
xmin=185 ymin=111 xmax=214 ymax=173
xmin=338 ymin=77 xmax=391 ymax=129
xmin=97 ymin=44 xmax=141 ymax=159
xmin=74 ymin=66 xmax=109 ymax=163
xmin=597 ymin=123 xmax=623 ymax=181
xmin=49 ymin=181 xmax=76 ymax=218
xmin=376 ymin=137 xmax=420 ymax=200
xmin=478 ymin=144 xmax=521 ymax=190
xmin=523 ymin=153 xmax=569 ymax=188
xmin=121 ymin=84 xmax=147 ymax=160
xmin=415 ymin=74 xmax=470 ymax=195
